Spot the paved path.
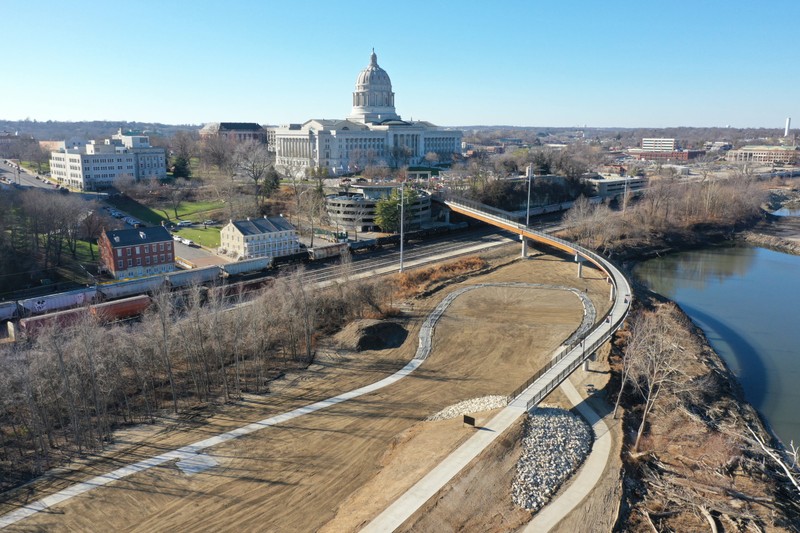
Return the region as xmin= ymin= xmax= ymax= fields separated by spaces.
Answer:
xmin=0 ymin=279 xmax=559 ymax=530
xmin=363 ymin=202 xmax=631 ymax=532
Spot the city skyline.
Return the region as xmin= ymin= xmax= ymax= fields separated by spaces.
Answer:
xmin=2 ymin=0 xmax=798 ymax=129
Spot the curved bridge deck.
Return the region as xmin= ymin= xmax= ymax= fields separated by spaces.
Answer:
xmin=362 ymin=198 xmax=632 ymax=531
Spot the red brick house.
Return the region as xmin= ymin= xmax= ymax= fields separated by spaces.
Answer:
xmin=99 ymin=226 xmax=175 ymax=279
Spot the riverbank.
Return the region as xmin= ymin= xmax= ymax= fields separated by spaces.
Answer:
xmin=612 ymin=287 xmax=799 ymax=530
xmin=608 ymin=208 xmax=800 ymax=530
xmin=741 ymin=214 xmax=800 ymax=255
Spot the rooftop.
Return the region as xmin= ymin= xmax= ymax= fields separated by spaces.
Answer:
xmin=104 ymin=226 xmax=172 ymax=247
xmin=229 ymin=216 xmax=295 ymax=236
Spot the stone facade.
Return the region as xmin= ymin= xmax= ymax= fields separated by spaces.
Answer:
xmin=199 ymin=122 xmax=267 ymax=144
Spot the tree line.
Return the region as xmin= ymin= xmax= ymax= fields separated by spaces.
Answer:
xmin=562 ymin=174 xmax=767 ymax=255
xmin=0 ymin=267 xmax=391 ymax=490
xmin=0 ymin=189 xmax=112 ymax=295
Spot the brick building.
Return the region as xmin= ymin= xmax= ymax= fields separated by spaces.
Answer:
xmin=99 ymin=226 xmax=175 ymax=279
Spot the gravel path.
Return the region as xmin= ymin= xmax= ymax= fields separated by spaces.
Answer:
xmin=512 ymin=407 xmax=593 ymax=512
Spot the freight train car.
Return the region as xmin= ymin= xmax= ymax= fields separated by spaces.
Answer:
xmin=220 ymin=257 xmax=272 ymax=277
xmin=10 ymin=295 xmax=153 ymax=341
xmin=12 ymin=307 xmax=89 ymax=339
xmin=90 ymin=294 xmax=151 ymax=321
xmin=97 ymin=275 xmax=166 ymax=300
xmin=18 ymin=287 xmax=97 ymax=317
xmin=0 ymin=301 xmax=18 ymax=321
xmin=308 ymin=243 xmax=349 ymax=261
xmin=165 ymin=265 xmax=220 ymax=287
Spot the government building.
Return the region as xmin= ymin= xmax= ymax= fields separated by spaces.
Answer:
xmin=49 ymin=130 xmax=166 ymax=191
xmin=273 ymin=51 xmax=462 ymax=176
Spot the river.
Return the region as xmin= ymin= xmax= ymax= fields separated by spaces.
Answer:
xmin=634 ymin=245 xmax=800 ymax=447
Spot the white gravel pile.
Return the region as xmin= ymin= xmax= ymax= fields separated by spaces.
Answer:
xmin=512 ymin=407 xmax=593 ymax=511
xmin=425 ymin=395 xmax=508 ymax=421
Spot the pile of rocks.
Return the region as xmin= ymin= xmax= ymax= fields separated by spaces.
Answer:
xmin=512 ymin=407 xmax=593 ymax=511
xmin=425 ymin=395 xmax=508 ymax=421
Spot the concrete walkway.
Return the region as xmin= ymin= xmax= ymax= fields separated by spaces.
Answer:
xmin=362 ymin=361 xmax=614 ymax=533
xmin=363 ymin=202 xmax=630 ymax=532
xmin=522 ymin=375 xmax=613 ymax=532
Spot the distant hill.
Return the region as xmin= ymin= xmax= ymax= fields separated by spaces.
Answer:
xmin=0 ymin=120 xmax=201 ymax=141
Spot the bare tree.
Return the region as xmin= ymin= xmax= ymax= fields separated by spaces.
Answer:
xmin=623 ymin=306 xmax=691 ymax=453
xmin=80 ymin=206 xmax=109 ymax=260
xmin=201 ymin=135 xmax=237 ymax=177
xmin=148 ymin=288 xmax=178 ymax=413
xmin=166 ymin=178 xmax=193 ymax=220
xmin=235 ymin=140 xmax=275 ymax=211
xmin=171 ymin=130 xmax=197 ymax=162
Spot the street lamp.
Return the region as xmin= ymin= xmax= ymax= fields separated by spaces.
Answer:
xmin=525 ymin=164 xmax=533 ymax=227
xmin=399 ymin=183 xmax=405 ymax=273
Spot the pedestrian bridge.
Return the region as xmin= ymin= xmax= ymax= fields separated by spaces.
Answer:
xmin=442 ymin=196 xmax=633 ymax=408
xmin=363 ymin=199 xmax=634 ymax=531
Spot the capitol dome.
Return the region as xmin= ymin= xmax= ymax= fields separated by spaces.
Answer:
xmin=349 ymin=50 xmax=400 ymax=124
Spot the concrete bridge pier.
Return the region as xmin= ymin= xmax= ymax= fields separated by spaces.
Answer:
xmin=609 ymin=279 xmax=616 ymax=301
xmin=520 ymin=235 xmax=528 ymax=258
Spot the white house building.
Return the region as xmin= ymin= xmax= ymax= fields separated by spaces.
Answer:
xmin=220 ymin=216 xmax=301 ymax=260
xmin=274 ymin=51 xmax=462 ymax=176
xmin=49 ymin=130 xmax=166 ymax=191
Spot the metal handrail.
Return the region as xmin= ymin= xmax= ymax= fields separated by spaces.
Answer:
xmin=441 ymin=195 xmax=632 ymax=410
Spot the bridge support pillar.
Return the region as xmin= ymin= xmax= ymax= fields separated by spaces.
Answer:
xmin=582 ymin=359 xmax=589 ymax=371
xmin=443 ymin=210 xmax=450 ymax=224
xmin=521 ymin=236 xmax=528 ymax=258
xmin=577 ymin=261 xmax=583 ymax=278
xmin=609 ymin=281 xmax=616 ymax=301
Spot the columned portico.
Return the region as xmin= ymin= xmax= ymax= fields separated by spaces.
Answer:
xmin=273 ymin=51 xmax=462 ymax=175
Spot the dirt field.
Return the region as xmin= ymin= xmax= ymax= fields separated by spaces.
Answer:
xmin=1 ymin=249 xmax=614 ymax=532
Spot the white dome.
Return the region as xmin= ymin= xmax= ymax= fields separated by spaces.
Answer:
xmin=356 ymin=51 xmax=392 ymax=89
xmin=349 ymin=50 xmax=400 ymax=124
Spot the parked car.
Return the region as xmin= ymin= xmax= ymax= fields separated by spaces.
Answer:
xmin=177 ymin=220 xmax=193 ymax=227
xmin=203 ymin=219 xmax=216 ymax=226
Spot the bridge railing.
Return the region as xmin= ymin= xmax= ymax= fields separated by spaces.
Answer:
xmin=440 ymin=195 xmax=632 ymax=409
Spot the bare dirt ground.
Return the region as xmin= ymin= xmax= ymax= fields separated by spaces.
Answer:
xmin=1 ymin=248 xmax=614 ymax=532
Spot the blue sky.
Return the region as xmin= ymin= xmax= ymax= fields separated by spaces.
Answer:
xmin=1 ymin=0 xmax=797 ymax=128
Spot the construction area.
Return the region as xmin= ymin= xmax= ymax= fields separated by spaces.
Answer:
xmin=0 ymin=247 xmax=620 ymax=532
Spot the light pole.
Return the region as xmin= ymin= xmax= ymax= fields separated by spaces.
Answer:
xmin=521 ymin=165 xmax=533 ymax=258
xmin=399 ymin=183 xmax=405 ymax=273
xmin=525 ymin=164 xmax=533 ymax=227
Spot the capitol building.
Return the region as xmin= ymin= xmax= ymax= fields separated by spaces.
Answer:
xmin=273 ymin=51 xmax=462 ymax=176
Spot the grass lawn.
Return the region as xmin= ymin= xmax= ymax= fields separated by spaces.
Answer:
xmin=174 ymin=227 xmax=221 ymax=248
xmin=107 ymin=197 xmax=225 ymax=225
xmin=74 ymin=239 xmax=99 ymax=263
xmin=20 ymin=160 xmax=50 ymax=174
